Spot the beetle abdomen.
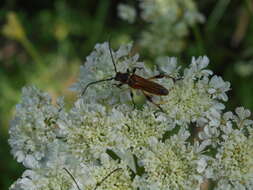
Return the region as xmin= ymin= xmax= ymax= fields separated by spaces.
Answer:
xmin=129 ymin=75 xmax=169 ymax=96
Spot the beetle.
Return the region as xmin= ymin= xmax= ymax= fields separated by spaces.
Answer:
xmin=81 ymin=42 xmax=175 ymax=112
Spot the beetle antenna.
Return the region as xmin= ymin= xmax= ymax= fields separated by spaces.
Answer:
xmin=93 ymin=168 xmax=122 ymax=190
xmin=108 ymin=40 xmax=117 ymax=73
xmin=63 ymin=168 xmax=81 ymax=190
xmin=81 ymin=77 xmax=114 ymax=96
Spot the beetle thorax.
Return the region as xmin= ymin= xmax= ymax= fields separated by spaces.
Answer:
xmin=115 ymin=72 xmax=130 ymax=83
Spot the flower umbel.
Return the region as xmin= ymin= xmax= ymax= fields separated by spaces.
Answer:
xmin=9 ymin=42 xmax=253 ymax=190
xmin=118 ymin=0 xmax=204 ymax=55
xmin=8 ymin=86 xmax=65 ymax=168
xmin=140 ymin=134 xmax=207 ymax=190
xmin=213 ymin=128 xmax=253 ymax=189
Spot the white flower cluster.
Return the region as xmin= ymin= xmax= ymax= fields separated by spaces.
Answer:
xmin=9 ymin=42 xmax=253 ymax=190
xmin=118 ymin=4 xmax=136 ymax=24
xmin=118 ymin=0 xmax=204 ymax=55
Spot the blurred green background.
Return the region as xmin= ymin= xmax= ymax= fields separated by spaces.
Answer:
xmin=0 ymin=0 xmax=253 ymax=189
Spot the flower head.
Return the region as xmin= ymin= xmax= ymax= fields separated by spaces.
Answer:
xmin=2 ymin=12 xmax=26 ymax=41
xmin=8 ymin=42 xmax=253 ymax=190
xmin=118 ymin=0 xmax=204 ymax=55
xmin=213 ymin=128 xmax=253 ymax=189
xmin=81 ymin=156 xmax=134 ymax=190
xmin=157 ymin=56 xmax=229 ymax=125
xmin=8 ymin=86 xmax=65 ymax=168
xmin=118 ymin=4 xmax=136 ymax=23
xmin=138 ymin=132 xmax=209 ymax=190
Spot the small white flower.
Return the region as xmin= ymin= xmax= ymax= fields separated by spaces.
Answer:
xmin=234 ymin=107 xmax=253 ymax=128
xmin=198 ymin=125 xmax=220 ymax=148
xmin=118 ymin=4 xmax=136 ymax=23
xmin=114 ymin=150 xmax=136 ymax=173
xmin=208 ymin=75 xmax=230 ymax=101
xmin=212 ymin=129 xmax=253 ymax=189
xmin=197 ymin=157 xmax=207 ymax=173
xmin=155 ymin=56 xmax=180 ymax=76
xmin=184 ymin=56 xmax=213 ymax=80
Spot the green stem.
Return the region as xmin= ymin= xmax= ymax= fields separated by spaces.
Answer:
xmin=206 ymin=0 xmax=231 ymax=33
xmin=192 ymin=25 xmax=205 ymax=55
xmin=90 ymin=0 xmax=110 ymax=45
xmin=20 ymin=36 xmax=43 ymax=66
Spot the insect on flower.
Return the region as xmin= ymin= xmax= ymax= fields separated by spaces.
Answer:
xmin=81 ymin=41 xmax=177 ymax=112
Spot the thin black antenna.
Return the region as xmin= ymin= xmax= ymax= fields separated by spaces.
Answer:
xmin=81 ymin=77 xmax=114 ymax=96
xmin=108 ymin=40 xmax=117 ymax=73
xmin=63 ymin=168 xmax=82 ymax=190
xmin=93 ymin=168 xmax=122 ymax=190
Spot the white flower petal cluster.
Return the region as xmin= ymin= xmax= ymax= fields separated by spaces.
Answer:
xmin=9 ymin=42 xmax=253 ymax=190
xmin=199 ymin=107 xmax=253 ymax=144
xmin=234 ymin=107 xmax=253 ymax=127
xmin=66 ymin=100 xmax=173 ymax=163
xmin=118 ymin=0 xmax=204 ymax=55
xmin=80 ymin=156 xmax=134 ymax=190
xmin=10 ymin=168 xmax=76 ymax=190
xmin=213 ymin=128 xmax=253 ymax=189
xmin=154 ymin=56 xmax=230 ymax=126
xmin=8 ymin=86 xmax=66 ymax=168
xmin=118 ymin=4 xmax=136 ymax=23
xmin=66 ymin=100 xmax=117 ymax=162
xmin=138 ymin=134 xmax=209 ymax=190
xmin=9 ymin=139 xmax=86 ymax=190
xmin=198 ymin=108 xmax=253 ymax=189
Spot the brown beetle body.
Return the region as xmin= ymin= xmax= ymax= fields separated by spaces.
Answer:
xmin=115 ymin=73 xmax=169 ymax=96
xmin=81 ymin=41 xmax=172 ymax=111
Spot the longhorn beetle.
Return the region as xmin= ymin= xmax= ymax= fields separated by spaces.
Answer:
xmin=81 ymin=41 xmax=177 ymax=112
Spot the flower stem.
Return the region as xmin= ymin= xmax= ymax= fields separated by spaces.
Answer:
xmin=20 ymin=36 xmax=43 ymax=66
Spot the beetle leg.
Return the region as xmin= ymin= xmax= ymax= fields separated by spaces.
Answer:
xmin=142 ymin=91 xmax=165 ymax=112
xmin=147 ymin=73 xmax=165 ymax=80
xmin=148 ymin=73 xmax=182 ymax=82
xmin=113 ymin=83 xmax=124 ymax=88
xmin=130 ymin=90 xmax=136 ymax=109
